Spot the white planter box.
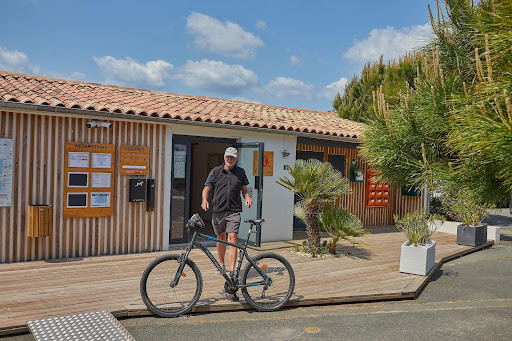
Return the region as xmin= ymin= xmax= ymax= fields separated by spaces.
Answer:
xmin=399 ymin=240 xmax=436 ymax=276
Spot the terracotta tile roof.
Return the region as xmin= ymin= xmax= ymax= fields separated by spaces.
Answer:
xmin=0 ymin=71 xmax=364 ymax=139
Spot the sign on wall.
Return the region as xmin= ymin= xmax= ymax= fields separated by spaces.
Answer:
xmin=252 ymin=151 xmax=274 ymax=176
xmin=120 ymin=145 xmax=149 ymax=175
xmin=64 ymin=142 xmax=115 ymax=217
xmin=0 ymin=138 xmax=13 ymax=207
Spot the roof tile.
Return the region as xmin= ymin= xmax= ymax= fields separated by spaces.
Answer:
xmin=0 ymin=71 xmax=364 ymax=138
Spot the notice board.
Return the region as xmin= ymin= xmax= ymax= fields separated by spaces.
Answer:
xmin=0 ymin=138 xmax=13 ymax=207
xmin=120 ymin=145 xmax=149 ymax=175
xmin=64 ymin=142 xmax=115 ymax=217
xmin=253 ymin=151 xmax=274 ymax=176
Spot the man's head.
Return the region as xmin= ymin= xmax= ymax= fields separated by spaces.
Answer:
xmin=224 ymin=147 xmax=238 ymax=169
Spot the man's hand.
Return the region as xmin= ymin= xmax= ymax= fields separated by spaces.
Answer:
xmin=201 ymin=200 xmax=209 ymax=211
xmin=245 ymin=195 xmax=253 ymax=208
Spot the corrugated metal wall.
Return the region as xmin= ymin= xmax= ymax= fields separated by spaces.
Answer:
xmin=0 ymin=110 xmax=168 ymax=263
xmin=297 ymin=144 xmax=425 ymax=226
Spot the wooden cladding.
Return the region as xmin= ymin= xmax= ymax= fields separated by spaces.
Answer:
xmin=296 ymin=144 xmax=425 ymax=226
xmin=27 ymin=205 xmax=52 ymax=237
xmin=0 ymin=111 xmax=168 ymax=263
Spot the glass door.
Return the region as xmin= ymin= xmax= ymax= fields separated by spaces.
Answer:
xmin=170 ymin=140 xmax=191 ymax=244
xmin=234 ymin=142 xmax=264 ymax=247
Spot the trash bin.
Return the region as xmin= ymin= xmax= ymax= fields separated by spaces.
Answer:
xmin=27 ymin=205 xmax=52 ymax=237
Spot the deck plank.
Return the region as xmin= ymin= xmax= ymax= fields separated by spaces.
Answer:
xmin=0 ymin=231 xmax=492 ymax=335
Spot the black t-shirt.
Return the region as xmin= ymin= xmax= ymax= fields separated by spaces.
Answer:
xmin=205 ymin=164 xmax=249 ymax=212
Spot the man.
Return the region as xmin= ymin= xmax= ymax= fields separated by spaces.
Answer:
xmin=201 ymin=147 xmax=252 ymax=273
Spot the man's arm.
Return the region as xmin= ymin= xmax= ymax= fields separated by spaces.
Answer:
xmin=201 ymin=186 xmax=211 ymax=211
xmin=241 ymin=185 xmax=253 ymax=208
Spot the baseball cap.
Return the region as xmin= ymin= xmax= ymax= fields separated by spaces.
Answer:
xmin=224 ymin=147 xmax=238 ymax=158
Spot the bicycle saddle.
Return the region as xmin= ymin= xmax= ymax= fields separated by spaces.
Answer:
xmin=244 ymin=218 xmax=265 ymax=225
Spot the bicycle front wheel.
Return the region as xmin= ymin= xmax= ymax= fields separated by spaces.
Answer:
xmin=241 ymin=252 xmax=295 ymax=312
xmin=140 ymin=254 xmax=203 ymax=317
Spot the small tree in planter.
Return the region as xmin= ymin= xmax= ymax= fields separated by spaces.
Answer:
xmin=442 ymin=189 xmax=495 ymax=246
xmin=295 ymin=202 xmax=368 ymax=254
xmin=394 ymin=210 xmax=444 ymax=276
xmin=277 ymin=159 xmax=350 ymax=256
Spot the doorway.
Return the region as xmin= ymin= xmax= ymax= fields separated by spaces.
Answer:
xmin=169 ymin=136 xmax=265 ymax=246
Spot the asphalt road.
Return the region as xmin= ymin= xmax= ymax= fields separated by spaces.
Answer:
xmin=3 ymin=210 xmax=511 ymax=340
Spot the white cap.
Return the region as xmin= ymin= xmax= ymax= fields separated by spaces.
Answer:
xmin=224 ymin=147 xmax=238 ymax=158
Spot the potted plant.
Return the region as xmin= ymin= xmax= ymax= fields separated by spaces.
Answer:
xmin=442 ymin=189 xmax=494 ymax=246
xmin=394 ymin=210 xmax=444 ymax=276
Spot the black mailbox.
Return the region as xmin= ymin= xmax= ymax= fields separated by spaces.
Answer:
xmin=146 ymin=179 xmax=155 ymax=211
xmin=129 ymin=179 xmax=146 ymax=202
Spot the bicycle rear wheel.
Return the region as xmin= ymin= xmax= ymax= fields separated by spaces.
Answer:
xmin=241 ymin=252 xmax=295 ymax=312
xmin=140 ymin=254 xmax=203 ymax=317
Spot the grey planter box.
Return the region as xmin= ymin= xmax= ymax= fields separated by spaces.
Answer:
xmin=399 ymin=241 xmax=436 ymax=276
xmin=457 ymin=224 xmax=487 ymax=246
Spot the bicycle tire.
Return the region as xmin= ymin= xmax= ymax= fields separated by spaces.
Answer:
xmin=241 ymin=252 xmax=295 ymax=312
xmin=140 ymin=254 xmax=203 ymax=318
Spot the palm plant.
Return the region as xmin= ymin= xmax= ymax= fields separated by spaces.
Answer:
xmin=276 ymin=159 xmax=351 ymax=255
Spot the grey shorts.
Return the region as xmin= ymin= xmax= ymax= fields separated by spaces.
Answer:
xmin=212 ymin=211 xmax=241 ymax=235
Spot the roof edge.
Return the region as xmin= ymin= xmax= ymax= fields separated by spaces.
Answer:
xmin=0 ymin=101 xmax=362 ymax=143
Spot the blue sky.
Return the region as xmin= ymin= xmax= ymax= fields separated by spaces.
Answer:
xmin=1 ymin=0 xmax=435 ymax=112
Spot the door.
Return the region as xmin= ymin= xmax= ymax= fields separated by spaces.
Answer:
xmin=233 ymin=142 xmax=264 ymax=247
xmin=170 ymin=140 xmax=191 ymax=244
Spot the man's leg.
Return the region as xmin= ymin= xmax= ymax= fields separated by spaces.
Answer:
xmin=216 ymin=232 xmax=227 ymax=269
xmin=227 ymin=233 xmax=238 ymax=272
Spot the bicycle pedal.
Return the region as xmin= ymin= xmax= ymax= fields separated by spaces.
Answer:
xmin=229 ymin=293 xmax=239 ymax=301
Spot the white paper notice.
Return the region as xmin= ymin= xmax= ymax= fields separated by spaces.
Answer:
xmin=91 ymin=173 xmax=111 ymax=188
xmin=91 ymin=192 xmax=110 ymax=207
xmin=69 ymin=152 xmax=90 ymax=168
xmin=0 ymin=138 xmax=13 ymax=206
xmin=92 ymin=153 xmax=112 ymax=168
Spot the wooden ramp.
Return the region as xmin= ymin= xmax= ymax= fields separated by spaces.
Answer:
xmin=0 ymin=230 xmax=492 ymax=336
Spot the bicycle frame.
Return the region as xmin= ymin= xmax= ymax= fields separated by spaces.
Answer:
xmin=170 ymin=225 xmax=268 ymax=289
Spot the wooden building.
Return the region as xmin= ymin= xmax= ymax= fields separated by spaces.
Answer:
xmin=0 ymin=71 xmax=424 ymax=263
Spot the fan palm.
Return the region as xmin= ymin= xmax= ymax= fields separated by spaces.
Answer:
xmin=277 ymin=159 xmax=351 ymax=254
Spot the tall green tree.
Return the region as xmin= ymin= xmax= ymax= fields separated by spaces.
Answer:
xmin=333 ymin=54 xmax=424 ymax=123
xmin=360 ymin=0 xmax=511 ymax=204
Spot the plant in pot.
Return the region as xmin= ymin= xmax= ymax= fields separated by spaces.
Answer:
xmin=442 ymin=189 xmax=494 ymax=246
xmin=394 ymin=210 xmax=444 ymax=276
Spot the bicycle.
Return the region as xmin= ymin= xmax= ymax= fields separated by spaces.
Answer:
xmin=140 ymin=213 xmax=295 ymax=317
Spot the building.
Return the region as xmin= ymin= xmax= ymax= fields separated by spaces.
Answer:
xmin=0 ymin=71 xmax=424 ymax=263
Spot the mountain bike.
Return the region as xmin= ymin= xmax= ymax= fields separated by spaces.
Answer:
xmin=140 ymin=213 xmax=295 ymax=317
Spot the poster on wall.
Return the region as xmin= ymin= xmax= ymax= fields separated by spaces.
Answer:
xmin=173 ymin=149 xmax=187 ymax=179
xmin=0 ymin=138 xmax=13 ymax=207
xmin=92 ymin=153 xmax=112 ymax=168
xmin=68 ymin=152 xmax=90 ymax=168
xmin=91 ymin=192 xmax=111 ymax=207
xmin=120 ymin=145 xmax=149 ymax=175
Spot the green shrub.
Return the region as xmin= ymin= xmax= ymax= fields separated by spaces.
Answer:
xmin=394 ymin=210 xmax=444 ymax=247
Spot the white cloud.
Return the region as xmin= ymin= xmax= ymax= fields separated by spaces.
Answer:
xmin=256 ymin=20 xmax=267 ymax=30
xmin=320 ymin=77 xmax=349 ymax=99
xmin=262 ymin=77 xmax=314 ymax=100
xmin=175 ymin=59 xmax=258 ymax=93
xmin=93 ymin=56 xmax=173 ymax=86
xmin=289 ymin=55 xmax=302 ymax=67
xmin=186 ymin=12 xmax=264 ymax=59
xmin=343 ymin=23 xmax=433 ymax=64
xmin=231 ymin=97 xmax=261 ymax=104
xmin=0 ymin=46 xmax=39 ymax=74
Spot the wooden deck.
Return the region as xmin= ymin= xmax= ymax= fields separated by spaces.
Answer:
xmin=0 ymin=228 xmax=492 ymax=336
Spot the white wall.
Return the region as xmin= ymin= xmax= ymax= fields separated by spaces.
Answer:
xmin=168 ymin=124 xmax=297 ymax=242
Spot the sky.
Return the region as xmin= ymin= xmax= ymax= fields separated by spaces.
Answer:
xmin=0 ymin=0 xmax=436 ymax=112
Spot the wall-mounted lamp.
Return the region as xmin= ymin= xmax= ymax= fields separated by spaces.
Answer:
xmin=86 ymin=120 xmax=112 ymax=128
xmin=282 ymin=150 xmax=290 ymax=157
